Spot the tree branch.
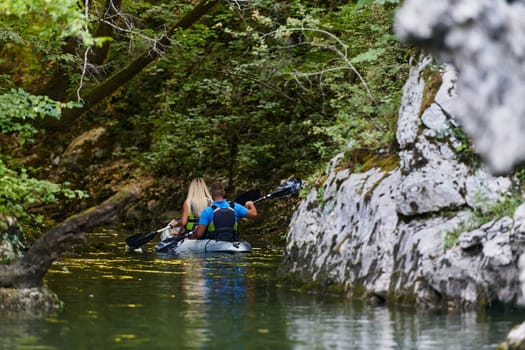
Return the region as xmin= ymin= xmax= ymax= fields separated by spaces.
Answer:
xmin=0 ymin=185 xmax=139 ymax=288
xmin=51 ymin=0 xmax=221 ymax=131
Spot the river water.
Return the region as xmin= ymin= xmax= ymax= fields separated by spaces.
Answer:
xmin=1 ymin=230 xmax=525 ymax=349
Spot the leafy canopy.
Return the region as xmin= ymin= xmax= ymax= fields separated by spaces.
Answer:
xmin=0 ymin=0 xmax=95 ymax=45
xmin=0 ymin=161 xmax=87 ymax=223
xmin=0 ymin=89 xmax=79 ymax=144
xmin=0 ymin=0 xmax=89 ymax=223
xmin=137 ymin=0 xmax=408 ymax=186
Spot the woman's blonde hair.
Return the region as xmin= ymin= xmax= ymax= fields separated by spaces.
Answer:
xmin=186 ymin=178 xmax=212 ymax=216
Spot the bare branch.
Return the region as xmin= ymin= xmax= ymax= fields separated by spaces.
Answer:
xmin=263 ymin=26 xmax=374 ymax=101
xmin=54 ymin=0 xmax=221 ymax=131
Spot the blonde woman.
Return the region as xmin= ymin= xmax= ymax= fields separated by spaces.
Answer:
xmin=169 ymin=178 xmax=212 ymax=236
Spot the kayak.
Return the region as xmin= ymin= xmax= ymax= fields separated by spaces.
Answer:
xmin=125 ymin=179 xmax=302 ymax=253
xmin=155 ymin=237 xmax=252 ymax=255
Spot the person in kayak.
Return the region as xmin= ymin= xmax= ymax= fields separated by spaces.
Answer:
xmin=168 ymin=177 xmax=212 ymax=238
xmin=191 ymin=181 xmax=257 ymax=241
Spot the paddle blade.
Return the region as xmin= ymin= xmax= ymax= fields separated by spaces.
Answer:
xmin=253 ymin=178 xmax=302 ymax=204
xmin=235 ymin=189 xmax=261 ymax=205
xmin=276 ymin=178 xmax=302 ymax=194
xmin=126 ymin=225 xmax=170 ymax=249
xmin=267 ymin=178 xmax=302 ymax=199
xmin=126 ymin=231 xmax=157 ymax=249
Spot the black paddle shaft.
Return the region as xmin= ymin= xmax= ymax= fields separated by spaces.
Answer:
xmin=253 ymin=178 xmax=302 ymax=204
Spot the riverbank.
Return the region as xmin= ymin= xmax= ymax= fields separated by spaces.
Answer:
xmin=281 ymin=56 xmax=524 ymax=311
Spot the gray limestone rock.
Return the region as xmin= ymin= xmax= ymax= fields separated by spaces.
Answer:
xmin=284 ymin=54 xmax=519 ymax=310
xmin=395 ymin=0 xmax=525 ymax=174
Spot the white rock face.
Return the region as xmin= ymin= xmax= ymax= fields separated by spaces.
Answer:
xmin=395 ymin=0 xmax=525 ymax=174
xmin=284 ymin=56 xmax=520 ymax=309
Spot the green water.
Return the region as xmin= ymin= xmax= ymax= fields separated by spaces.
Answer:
xmin=1 ymin=231 xmax=525 ymax=349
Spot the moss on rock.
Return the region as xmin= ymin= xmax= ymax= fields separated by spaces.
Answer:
xmin=0 ymin=287 xmax=62 ymax=316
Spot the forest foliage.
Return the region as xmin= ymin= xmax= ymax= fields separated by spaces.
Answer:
xmin=0 ymin=0 xmax=407 ymax=226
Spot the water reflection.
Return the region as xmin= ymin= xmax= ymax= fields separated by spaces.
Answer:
xmin=175 ymin=254 xmax=255 ymax=349
xmin=278 ymin=293 xmax=521 ymax=350
xmin=0 ymin=236 xmax=524 ymax=349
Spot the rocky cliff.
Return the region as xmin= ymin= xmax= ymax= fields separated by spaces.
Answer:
xmin=282 ymin=55 xmax=525 ymax=309
xmin=395 ymin=0 xmax=525 ymax=175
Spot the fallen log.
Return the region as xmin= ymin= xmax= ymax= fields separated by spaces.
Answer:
xmin=0 ymin=185 xmax=139 ymax=289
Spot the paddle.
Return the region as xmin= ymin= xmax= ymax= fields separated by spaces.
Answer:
xmin=234 ymin=189 xmax=261 ymax=206
xmin=125 ymin=224 xmax=172 ymax=249
xmin=253 ymin=178 xmax=302 ymax=204
xmin=155 ymin=231 xmax=192 ymax=252
xmin=128 ymin=179 xmax=302 ymax=251
xmin=154 ymin=189 xmax=262 ymax=252
xmin=125 ymin=189 xmax=259 ymax=250
xmin=155 ymin=179 xmax=302 ymax=252
xmin=124 ymin=188 xmax=258 ymax=250
xmin=234 ymin=178 xmax=302 ymax=205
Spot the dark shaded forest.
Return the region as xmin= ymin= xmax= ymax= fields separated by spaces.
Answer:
xmin=0 ymin=0 xmax=407 ymax=250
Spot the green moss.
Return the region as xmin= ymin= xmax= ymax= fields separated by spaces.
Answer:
xmin=326 ymin=283 xmax=346 ymax=294
xmin=361 ymin=153 xmax=400 ymax=173
xmin=477 ymin=287 xmax=490 ymax=309
xmin=317 ymin=175 xmax=329 ymax=187
xmin=444 ymin=227 xmax=464 ymax=250
xmin=342 ymin=148 xmax=400 ymax=174
xmin=419 ymin=65 xmax=443 ymax=117
xmin=299 ymin=281 xmax=319 ymax=292
xmin=444 ymin=192 xmax=523 ymax=250
xmin=495 ymin=343 xmax=509 ymax=350
xmin=341 ymin=147 xmax=370 ymax=171
xmin=316 ymin=186 xmax=326 ymax=208
xmin=362 ymin=170 xmax=391 ymax=204
xmin=351 ymin=282 xmax=367 ymax=298
xmin=386 ymin=272 xmax=400 ymax=301
xmin=399 ymin=288 xmax=418 ymax=305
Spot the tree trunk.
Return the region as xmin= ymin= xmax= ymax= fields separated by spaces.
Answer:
xmin=44 ymin=38 xmax=80 ymax=102
xmin=90 ymin=0 xmax=123 ymax=66
xmin=0 ymin=185 xmax=139 ymax=288
xmin=48 ymin=0 xmax=220 ymax=131
xmin=44 ymin=0 xmax=122 ymax=102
